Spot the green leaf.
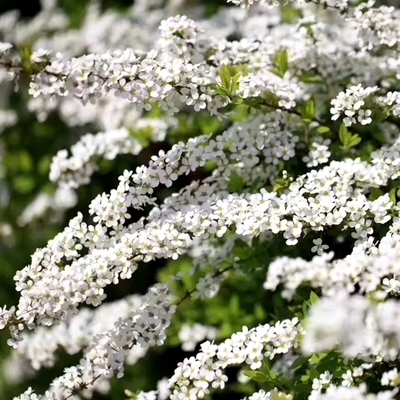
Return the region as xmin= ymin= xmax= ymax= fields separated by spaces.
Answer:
xmin=300 ymin=73 xmax=323 ymax=84
xmin=310 ymin=352 xmax=329 ymax=365
xmin=218 ymin=66 xmax=243 ymax=98
xmin=275 ymin=49 xmax=289 ymax=75
xmin=269 ymin=68 xmax=283 ymax=78
xmin=291 ymin=356 xmax=309 ymax=370
xmin=20 ymin=46 xmax=33 ymax=73
xmin=338 ymin=124 xmax=361 ymax=149
xmin=210 ymin=84 xmax=230 ymax=97
xmin=346 ymin=134 xmax=361 ymax=148
xmin=221 ymin=65 xmax=233 ymax=83
xmin=309 ymin=291 xmax=320 ymax=306
xmin=220 ymin=103 xmax=237 ymax=114
xmin=339 ymin=124 xmax=349 ymax=145
xmin=243 ymin=97 xmax=263 ymax=109
xmin=230 ymin=73 xmax=242 ymax=95
xmin=260 ymin=363 xmax=279 ymax=381
xmin=301 ymin=98 xmax=316 ymax=122
xmin=390 ymin=187 xmax=397 ymax=205
xmin=302 ymin=301 xmax=308 ymax=318
xmin=315 ymin=126 xmax=331 ymax=135
xmin=244 ymin=370 xmax=269 ymax=383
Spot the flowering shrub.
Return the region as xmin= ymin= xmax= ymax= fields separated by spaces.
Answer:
xmin=0 ymin=0 xmax=400 ymax=399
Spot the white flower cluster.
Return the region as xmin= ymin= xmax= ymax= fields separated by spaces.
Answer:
xmin=9 ymin=294 xmax=144 ymax=371
xmin=179 ymin=323 xmax=219 ymax=352
xmin=378 ymin=92 xmax=400 ymax=118
xmin=243 ymin=389 xmax=292 ymax=400
xmin=131 ymin=377 xmax=171 ymax=400
xmin=17 ymin=187 xmax=77 ymax=226
xmin=381 ymin=368 xmax=400 ymax=387
xmin=14 ymin=284 xmax=175 ymax=399
xmin=351 ymin=4 xmax=400 ymax=50
xmin=0 ymin=305 xmax=15 ymax=329
xmin=1 ymin=111 xmax=300 ymax=337
xmin=302 ymin=138 xmax=331 ymax=168
xmin=2 ymin=0 xmax=400 ymax=398
xmin=227 ymin=0 xmax=354 ymax=10
xmin=227 ymin=0 xmax=304 ymax=8
xmin=311 ymin=371 xmax=333 ymax=392
xmin=309 ymin=384 xmax=396 ymax=400
xmin=264 ymin=226 xmax=400 ymax=299
xmin=169 ymin=318 xmax=301 ymax=400
xmin=32 ymin=0 xmax=163 ymax=56
xmin=330 ymin=84 xmax=378 ymax=127
xmin=0 ymin=14 xmax=301 ymax=116
xmin=49 ymin=118 xmax=173 ymax=189
xmin=8 ymin=128 xmax=400 ymax=344
xmin=0 ymin=0 xmax=68 ymax=48
xmin=303 ymin=295 xmax=400 ymax=360
xmin=0 ymin=109 xmax=16 ymax=133
xmin=0 ymin=42 xmax=20 ymax=80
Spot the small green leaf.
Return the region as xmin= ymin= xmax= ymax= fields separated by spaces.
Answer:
xmin=315 ymin=126 xmax=330 ymax=135
xmin=291 ymin=356 xmax=309 ymax=370
xmin=220 ymin=103 xmax=237 ymax=113
xmin=233 ymin=97 xmax=244 ymax=105
xmin=269 ymin=68 xmax=283 ymax=78
xmin=20 ymin=46 xmax=33 ymax=73
xmin=338 ymin=124 xmax=361 ymax=149
xmin=219 ymin=66 xmax=232 ymax=90
xmin=244 ymin=370 xmax=269 ymax=383
xmin=346 ymin=134 xmax=361 ymax=148
xmin=301 ymin=98 xmax=316 ymax=122
xmin=300 ymin=73 xmax=322 ymax=84
xmin=124 ymin=389 xmax=135 ymax=398
xmin=390 ymin=187 xmax=397 ymax=205
xmin=275 ymin=49 xmax=289 ymax=75
xmin=218 ymin=66 xmax=243 ymax=98
xmin=210 ymin=84 xmax=230 ymax=97
xmin=339 ymin=124 xmax=349 ymax=145
xmin=229 ymin=73 xmax=242 ymax=95
xmin=309 ymin=291 xmax=319 ymax=304
xmin=310 ymin=352 xmax=329 ymax=365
